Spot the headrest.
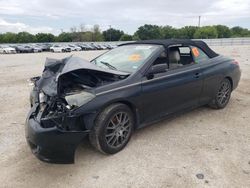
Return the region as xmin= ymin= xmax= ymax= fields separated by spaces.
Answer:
xmin=169 ymin=47 xmax=180 ymax=63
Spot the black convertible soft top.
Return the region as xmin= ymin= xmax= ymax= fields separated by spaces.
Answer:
xmin=120 ymin=39 xmax=218 ymax=58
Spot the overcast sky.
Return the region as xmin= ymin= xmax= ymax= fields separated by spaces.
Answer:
xmin=0 ymin=0 xmax=249 ymax=35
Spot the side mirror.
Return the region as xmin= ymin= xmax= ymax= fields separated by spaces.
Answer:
xmin=147 ymin=64 xmax=168 ymax=75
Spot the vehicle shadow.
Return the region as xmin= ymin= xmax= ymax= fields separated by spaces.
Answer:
xmin=1 ymin=103 xmax=232 ymax=187
xmin=75 ymin=105 xmax=218 ymax=160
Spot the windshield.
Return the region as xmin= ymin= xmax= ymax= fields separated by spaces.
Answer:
xmin=92 ymin=44 xmax=160 ymax=73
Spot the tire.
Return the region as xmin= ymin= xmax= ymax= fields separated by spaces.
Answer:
xmin=209 ymin=78 xmax=232 ymax=109
xmin=89 ymin=103 xmax=135 ymax=154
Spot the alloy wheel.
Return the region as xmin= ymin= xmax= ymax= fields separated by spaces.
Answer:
xmin=217 ymin=81 xmax=231 ymax=106
xmin=105 ymin=112 xmax=131 ymax=148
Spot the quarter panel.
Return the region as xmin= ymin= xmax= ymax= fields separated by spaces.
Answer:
xmin=199 ymin=56 xmax=236 ymax=105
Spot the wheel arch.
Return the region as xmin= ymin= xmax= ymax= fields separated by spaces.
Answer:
xmin=116 ymin=100 xmax=139 ymax=129
xmin=225 ymin=76 xmax=233 ymax=89
xmin=97 ymin=99 xmax=140 ymax=130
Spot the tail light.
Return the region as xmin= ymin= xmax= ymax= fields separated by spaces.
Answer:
xmin=232 ymin=60 xmax=239 ymax=66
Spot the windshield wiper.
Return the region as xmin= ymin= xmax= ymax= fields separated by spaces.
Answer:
xmin=100 ymin=61 xmax=117 ymax=70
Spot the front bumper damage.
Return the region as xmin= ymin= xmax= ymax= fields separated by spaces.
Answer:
xmin=25 ymin=104 xmax=89 ymax=164
xmin=25 ymin=56 xmax=128 ymax=163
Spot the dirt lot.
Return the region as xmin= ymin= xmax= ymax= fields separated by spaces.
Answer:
xmin=0 ymin=46 xmax=250 ymax=188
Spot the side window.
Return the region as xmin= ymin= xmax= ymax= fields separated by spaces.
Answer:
xmin=153 ymin=51 xmax=168 ymax=65
xmin=179 ymin=46 xmax=190 ymax=54
xmin=168 ymin=46 xmax=195 ymax=70
xmin=191 ymin=46 xmax=210 ymax=63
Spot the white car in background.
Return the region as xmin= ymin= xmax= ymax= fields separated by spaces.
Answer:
xmin=50 ymin=45 xmax=64 ymax=52
xmin=67 ymin=44 xmax=81 ymax=51
xmin=50 ymin=45 xmax=71 ymax=53
xmin=0 ymin=46 xmax=16 ymax=54
xmin=50 ymin=44 xmax=72 ymax=52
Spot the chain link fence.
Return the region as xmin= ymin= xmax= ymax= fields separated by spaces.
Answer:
xmin=199 ymin=38 xmax=250 ymax=46
xmin=94 ymin=38 xmax=250 ymax=46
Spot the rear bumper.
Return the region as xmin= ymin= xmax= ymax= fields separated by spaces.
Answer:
xmin=25 ymin=105 xmax=89 ymax=164
xmin=232 ymin=67 xmax=241 ymax=91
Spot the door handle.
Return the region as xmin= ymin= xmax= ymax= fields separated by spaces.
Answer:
xmin=194 ymin=72 xmax=201 ymax=78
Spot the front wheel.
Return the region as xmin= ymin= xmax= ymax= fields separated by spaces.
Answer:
xmin=209 ymin=78 xmax=232 ymax=109
xmin=89 ymin=103 xmax=134 ymax=154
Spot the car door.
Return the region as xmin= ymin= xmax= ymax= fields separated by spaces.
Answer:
xmin=139 ymin=45 xmax=203 ymax=124
xmin=190 ymin=46 xmax=224 ymax=105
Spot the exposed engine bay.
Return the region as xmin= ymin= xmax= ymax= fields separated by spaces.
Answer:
xmin=29 ymin=56 xmax=129 ymax=130
xmin=59 ymin=69 xmax=125 ymax=95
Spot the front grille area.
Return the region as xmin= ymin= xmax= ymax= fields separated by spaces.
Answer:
xmin=27 ymin=140 xmax=40 ymax=154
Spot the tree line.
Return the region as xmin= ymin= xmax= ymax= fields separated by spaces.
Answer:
xmin=0 ymin=24 xmax=250 ymax=43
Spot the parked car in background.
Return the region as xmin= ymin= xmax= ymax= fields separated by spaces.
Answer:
xmin=63 ymin=46 xmax=72 ymax=52
xmin=2 ymin=42 xmax=119 ymax=54
xmin=103 ymin=44 xmax=112 ymax=49
xmin=0 ymin=45 xmax=16 ymax=54
xmin=50 ymin=45 xmax=63 ymax=52
xmin=50 ymin=45 xmax=71 ymax=53
xmin=110 ymin=44 xmax=117 ymax=49
xmin=12 ymin=45 xmax=34 ymax=53
xmin=67 ymin=44 xmax=81 ymax=51
xmin=89 ymin=43 xmax=100 ymax=50
xmin=39 ymin=43 xmax=52 ymax=51
xmin=31 ymin=45 xmax=42 ymax=53
xmin=76 ymin=44 xmax=86 ymax=50
xmin=98 ymin=44 xmax=108 ymax=50
xmin=76 ymin=44 xmax=93 ymax=51
xmin=85 ymin=44 xmax=96 ymax=50
xmin=95 ymin=44 xmax=103 ymax=50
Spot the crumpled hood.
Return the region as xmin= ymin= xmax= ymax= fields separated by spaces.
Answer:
xmin=36 ymin=56 xmax=129 ymax=96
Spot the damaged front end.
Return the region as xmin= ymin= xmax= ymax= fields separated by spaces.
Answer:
xmin=25 ymin=56 xmax=129 ymax=163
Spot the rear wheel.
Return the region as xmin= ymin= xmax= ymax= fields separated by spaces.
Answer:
xmin=89 ymin=103 xmax=134 ymax=154
xmin=209 ymin=78 xmax=232 ymax=109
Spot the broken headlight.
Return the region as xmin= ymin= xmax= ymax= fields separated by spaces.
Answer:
xmin=39 ymin=91 xmax=46 ymax=103
xmin=65 ymin=91 xmax=95 ymax=108
xmin=27 ymin=76 xmax=40 ymax=86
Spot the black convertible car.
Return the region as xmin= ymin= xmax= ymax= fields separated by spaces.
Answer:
xmin=25 ymin=39 xmax=241 ymax=163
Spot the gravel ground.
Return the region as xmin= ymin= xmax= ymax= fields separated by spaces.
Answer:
xmin=0 ymin=46 xmax=249 ymax=188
